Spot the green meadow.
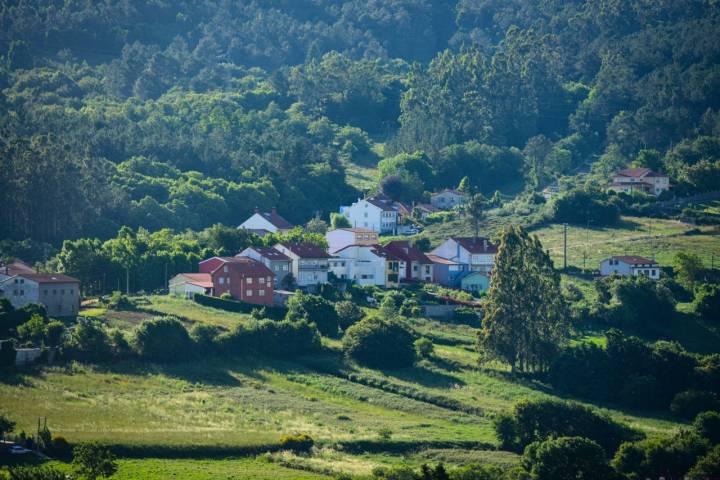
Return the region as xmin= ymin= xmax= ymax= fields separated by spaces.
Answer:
xmin=0 ymin=297 xmax=690 ymax=478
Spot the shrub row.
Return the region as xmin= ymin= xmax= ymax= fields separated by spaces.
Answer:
xmin=193 ymin=294 xmax=287 ymax=319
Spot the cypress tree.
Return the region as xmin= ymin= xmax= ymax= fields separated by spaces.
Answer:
xmin=478 ymin=225 xmax=569 ymax=372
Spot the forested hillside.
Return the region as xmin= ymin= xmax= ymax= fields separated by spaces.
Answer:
xmin=2 ymin=0 xmax=719 ymax=243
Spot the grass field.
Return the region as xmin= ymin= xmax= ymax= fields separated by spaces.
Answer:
xmin=422 ymin=215 xmax=719 ymax=270
xmin=532 ymin=217 xmax=719 ymax=269
xmin=0 ymin=297 xmax=688 ymax=478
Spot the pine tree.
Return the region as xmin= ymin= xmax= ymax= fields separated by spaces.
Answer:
xmin=478 ymin=225 xmax=569 ymax=372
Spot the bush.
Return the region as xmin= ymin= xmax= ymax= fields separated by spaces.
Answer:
xmin=190 ymin=324 xmax=220 ymax=353
xmin=671 ymin=391 xmax=720 ymax=420
xmin=612 ymin=432 xmax=709 ymax=480
xmin=688 ymin=444 xmax=720 ymax=479
xmin=693 ymin=283 xmax=720 ymax=321
xmin=50 ymin=435 xmax=71 ymax=457
xmin=523 ymin=436 xmax=615 ymax=480
xmin=414 ymin=337 xmax=434 ymax=358
xmin=285 ymin=292 xmax=339 ymax=336
xmin=133 ymin=317 xmax=193 ymax=362
xmin=278 ymin=433 xmax=314 ymax=453
xmin=342 ymin=315 xmax=416 ymax=369
xmin=193 ymin=293 xmax=287 ymax=319
xmin=72 ymin=442 xmax=118 ymax=480
xmin=496 ymin=399 xmax=642 ymax=455
xmin=334 ymin=301 xmax=365 ymax=330
xmin=220 ymin=319 xmax=321 ymax=358
xmin=65 ymin=318 xmax=113 ymax=362
xmin=693 ymin=411 xmax=720 ymax=445
xmin=610 ymin=275 xmax=677 ymax=327
xmin=105 ymin=291 xmax=135 ymax=310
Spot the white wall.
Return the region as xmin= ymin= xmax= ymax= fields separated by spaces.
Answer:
xmin=600 ymin=259 xmax=633 ymax=276
xmin=343 ymin=200 xmax=397 ymax=234
xmin=238 ymin=213 xmax=278 ymax=233
xmin=326 ymin=230 xmax=355 ymax=253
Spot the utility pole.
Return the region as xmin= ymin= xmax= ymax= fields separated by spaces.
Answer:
xmin=563 ymin=223 xmax=568 ymax=270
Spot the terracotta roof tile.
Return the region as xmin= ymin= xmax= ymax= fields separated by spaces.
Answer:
xmin=452 ymin=237 xmax=498 ymax=254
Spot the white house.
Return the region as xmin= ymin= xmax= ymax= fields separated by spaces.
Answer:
xmin=168 ymin=273 xmax=214 ymax=298
xmin=607 ymin=168 xmax=670 ymax=196
xmin=274 ymin=243 xmax=331 ymax=288
xmin=0 ymin=273 xmax=80 ymax=317
xmin=238 ymin=207 xmax=294 ymax=235
xmin=430 ymin=189 xmax=468 ymax=209
xmin=329 ymin=244 xmax=388 ymax=287
xmin=599 ymin=256 xmax=660 ymax=279
xmin=339 ymin=197 xmax=398 ymax=234
xmin=430 ymin=237 xmax=498 ymax=274
xmin=326 ymin=228 xmax=379 ymax=254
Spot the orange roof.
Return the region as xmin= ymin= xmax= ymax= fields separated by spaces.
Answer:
xmin=176 ymin=273 xmax=214 ymax=288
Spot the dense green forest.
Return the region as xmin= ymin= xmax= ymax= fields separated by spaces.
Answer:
xmin=1 ymin=0 xmax=720 ymax=244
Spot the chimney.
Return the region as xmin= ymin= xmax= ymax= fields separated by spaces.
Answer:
xmin=271 ymin=207 xmax=277 ymax=215
xmin=254 ymin=207 xmax=259 ymax=214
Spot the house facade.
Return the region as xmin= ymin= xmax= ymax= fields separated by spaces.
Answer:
xmin=339 ymin=197 xmax=398 ymax=234
xmin=607 ymin=168 xmax=670 ymax=196
xmin=599 ymin=256 xmax=660 ymax=279
xmin=274 ymin=243 xmax=330 ymax=288
xmin=168 ymin=273 xmax=214 ymax=298
xmin=326 ymin=228 xmax=379 ymax=254
xmin=430 ymin=237 xmax=498 ymax=273
xmin=238 ymin=247 xmax=292 ymax=287
xmin=0 ymin=273 xmax=80 ymax=317
xmin=383 ymin=240 xmax=433 ymax=283
xmin=329 ymin=245 xmax=387 ymax=287
xmin=198 ymin=256 xmax=274 ymax=305
xmin=430 ymin=189 xmax=468 ymax=209
xmin=238 ymin=207 xmax=294 ymax=235
xmin=427 ymin=254 xmax=467 ymax=287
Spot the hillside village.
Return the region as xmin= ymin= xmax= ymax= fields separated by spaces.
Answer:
xmin=2 ymin=167 xmax=681 ymax=319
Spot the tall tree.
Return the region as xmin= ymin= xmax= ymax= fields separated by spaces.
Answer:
xmin=465 ymin=193 xmax=487 ymax=239
xmin=478 ymin=225 xmax=569 ymax=372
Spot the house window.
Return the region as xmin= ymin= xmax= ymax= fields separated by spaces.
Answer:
xmin=70 ymin=289 xmax=74 ymax=295
xmin=260 ymin=277 xmax=265 ymax=284
xmin=61 ymin=289 xmax=65 ymax=295
xmin=226 ymin=277 xmax=230 ymax=284
xmin=20 ymin=279 xmax=24 ymax=284
xmin=283 ymin=265 xmax=288 ymax=270
xmin=223 ymin=266 xmax=228 ymax=273
xmin=274 ymin=265 xmax=280 ymax=270
xmin=20 ymin=290 xmax=24 ymax=295
xmin=246 ymin=290 xmax=253 ymax=296
xmin=413 ymin=265 xmax=418 ymax=272
xmin=259 ymin=289 xmax=265 ymax=296
xmin=246 ymin=277 xmax=252 ymax=284
xmin=219 ymin=277 xmax=225 ymax=284
xmin=53 ymin=289 xmax=57 ymax=295
xmin=44 ymin=290 xmax=48 ymax=295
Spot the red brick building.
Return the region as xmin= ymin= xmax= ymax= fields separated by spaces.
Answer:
xmin=198 ymin=256 xmax=274 ymax=305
